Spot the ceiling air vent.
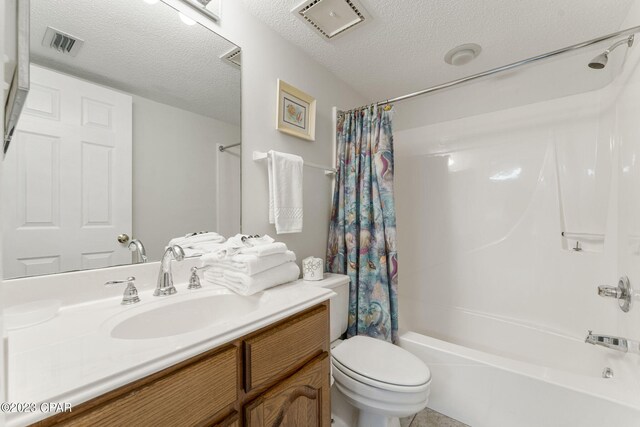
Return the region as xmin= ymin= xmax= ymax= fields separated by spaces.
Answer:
xmin=292 ymin=0 xmax=371 ymax=40
xmin=42 ymin=27 xmax=84 ymax=57
xmin=221 ymin=47 xmax=241 ymax=68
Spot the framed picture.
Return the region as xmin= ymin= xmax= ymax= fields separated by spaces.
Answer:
xmin=276 ymin=79 xmax=316 ymax=141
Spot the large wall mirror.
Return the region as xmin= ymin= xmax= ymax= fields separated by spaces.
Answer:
xmin=2 ymin=0 xmax=241 ymax=279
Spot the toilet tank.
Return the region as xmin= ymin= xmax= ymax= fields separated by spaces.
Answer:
xmin=307 ymin=273 xmax=349 ymax=342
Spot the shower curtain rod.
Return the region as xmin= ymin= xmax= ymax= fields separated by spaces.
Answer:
xmin=343 ymin=24 xmax=640 ymax=112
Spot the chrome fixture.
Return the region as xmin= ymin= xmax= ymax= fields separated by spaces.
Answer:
xmin=155 ymin=245 xmax=185 ymax=296
xmin=188 ymin=265 xmax=211 ymax=290
xmin=585 ymin=331 xmax=629 ymax=353
xmin=128 ymin=239 xmax=148 ymax=263
xmin=219 ymin=142 xmax=241 ymax=152
xmin=105 ymin=276 xmax=140 ymax=305
xmin=598 ymin=276 xmax=632 ymax=312
xmin=602 ymin=367 xmax=614 ymax=379
xmin=588 ymin=35 xmax=634 ymax=69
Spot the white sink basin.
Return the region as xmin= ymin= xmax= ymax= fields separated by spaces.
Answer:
xmin=110 ymin=294 xmax=259 ymax=340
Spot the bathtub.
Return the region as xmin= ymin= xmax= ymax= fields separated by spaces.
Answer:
xmin=399 ymin=328 xmax=640 ymax=427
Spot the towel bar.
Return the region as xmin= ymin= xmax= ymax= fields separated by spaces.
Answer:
xmin=252 ymin=151 xmax=336 ymax=176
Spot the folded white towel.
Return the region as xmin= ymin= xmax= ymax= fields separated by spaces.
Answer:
xmin=238 ymin=242 xmax=288 ymax=257
xmin=201 ymin=250 xmax=296 ymax=276
xmin=268 ymin=150 xmax=303 ymax=234
xmin=203 ymin=261 xmax=300 ymax=295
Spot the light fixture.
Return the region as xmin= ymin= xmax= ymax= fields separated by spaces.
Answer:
xmin=444 ymin=43 xmax=482 ymax=66
xmin=178 ymin=12 xmax=197 ymax=26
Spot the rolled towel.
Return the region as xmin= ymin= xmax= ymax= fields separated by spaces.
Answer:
xmin=203 ymin=261 xmax=300 ymax=295
xmin=182 ymin=242 xmax=226 ymax=258
xmin=169 ymin=232 xmax=225 ymax=248
xmin=201 ymin=250 xmax=296 ymax=276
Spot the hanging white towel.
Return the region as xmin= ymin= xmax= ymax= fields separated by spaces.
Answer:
xmin=268 ymin=150 xmax=303 ymax=234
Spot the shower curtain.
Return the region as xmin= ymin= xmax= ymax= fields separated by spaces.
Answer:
xmin=326 ymin=105 xmax=399 ymax=343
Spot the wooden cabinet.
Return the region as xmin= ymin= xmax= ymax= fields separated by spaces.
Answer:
xmin=34 ymin=301 xmax=330 ymax=427
xmin=244 ymin=355 xmax=330 ymax=427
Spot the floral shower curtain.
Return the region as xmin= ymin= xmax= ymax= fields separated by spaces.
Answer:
xmin=326 ymin=105 xmax=399 ymax=343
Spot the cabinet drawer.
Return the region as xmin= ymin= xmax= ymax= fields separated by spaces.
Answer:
xmin=56 ymin=346 xmax=238 ymax=427
xmin=244 ymin=304 xmax=329 ymax=392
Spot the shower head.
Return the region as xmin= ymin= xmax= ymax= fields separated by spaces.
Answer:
xmin=588 ymin=34 xmax=634 ymax=69
xmin=588 ymin=52 xmax=608 ymax=69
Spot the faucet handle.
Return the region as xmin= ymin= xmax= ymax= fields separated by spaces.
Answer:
xmin=597 ymin=276 xmax=632 ymax=312
xmin=188 ymin=266 xmax=211 ymax=290
xmin=597 ymin=286 xmax=622 ymax=298
xmin=105 ymin=276 xmax=140 ymax=305
xmin=189 ymin=267 xmax=203 ymax=290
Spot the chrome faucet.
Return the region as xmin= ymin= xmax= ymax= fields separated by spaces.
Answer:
xmin=154 ymin=244 xmax=185 ymax=296
xmin=585 ymin=330 xmax=629 ymax=353
xmin=128 ymin=239 xmax=148 ymax=263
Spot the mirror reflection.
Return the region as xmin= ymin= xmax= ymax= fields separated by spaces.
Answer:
xmin=2 ymin=0 xmax=241 ymax=279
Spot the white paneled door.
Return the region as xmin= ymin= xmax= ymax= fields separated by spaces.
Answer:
xmin=3 ymin=65 xmax=132 ymax=278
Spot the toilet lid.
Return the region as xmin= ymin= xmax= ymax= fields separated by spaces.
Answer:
xmin=331 ymin=335 xmax=431 ymax=387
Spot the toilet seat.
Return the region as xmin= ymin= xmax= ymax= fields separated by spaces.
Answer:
xmin=331 ymin=357 xmax=430 ymax=394
xmin=331 ymin=335 xmax=431 ymax=391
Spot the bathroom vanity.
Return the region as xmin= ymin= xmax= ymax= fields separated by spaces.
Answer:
xmin=4 ymin=270 xmax=340 ymax=427
xmin=33 ymin=302 xmax=330 ymax=427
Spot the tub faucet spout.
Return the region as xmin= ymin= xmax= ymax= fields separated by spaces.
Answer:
xmin=585 ymin=330 xmax=628 ymax=352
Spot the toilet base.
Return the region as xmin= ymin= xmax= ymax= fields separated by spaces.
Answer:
xmin=357 ymin=411 xmax=401 ymax=427
xmin=332 ymin=383 xmax=406 ymax=427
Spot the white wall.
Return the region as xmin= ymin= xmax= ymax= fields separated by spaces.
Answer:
xmin=168 ymin=0 xmax=368 ymax=264
xmin=132 ymin=95 xmax=240 ymax=261
xmin=394 ymin=14 xmax=640 ymax=360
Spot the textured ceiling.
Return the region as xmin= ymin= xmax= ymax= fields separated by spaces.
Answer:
xmin=31 ymin=0 xmax=240 ymax=124
xmin=241 ymin=0 xmax=635 ymax=103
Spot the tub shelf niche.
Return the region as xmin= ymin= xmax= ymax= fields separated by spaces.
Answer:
xmin=554 ymin=126 xmax=612 ymax=253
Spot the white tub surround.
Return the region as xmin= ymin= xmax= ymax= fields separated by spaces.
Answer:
xmin=3 ymin=266 xmax=335 ymax=426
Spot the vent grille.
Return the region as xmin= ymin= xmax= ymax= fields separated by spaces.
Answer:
xmin=293 ymin=0 xmax=371 ymax=40
xmin=42 ymin=27 xmax=84 ymax=57
xmin=221 ymin=47 xmax=241 ymax=68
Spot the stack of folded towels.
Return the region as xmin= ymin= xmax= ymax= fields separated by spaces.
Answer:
xmin=200 ymin=234 xmax=299 ymax=295
xmin=169 ymin=231 xmax=226 ymax=257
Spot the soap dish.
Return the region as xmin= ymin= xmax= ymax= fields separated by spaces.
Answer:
xmin=3 ymin=300 xmax=61 ymax=330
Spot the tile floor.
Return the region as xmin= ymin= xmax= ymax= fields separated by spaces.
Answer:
xmin=400 ymin=408 xmax=469 ymax=427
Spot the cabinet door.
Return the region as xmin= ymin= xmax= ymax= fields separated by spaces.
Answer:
xmin=245 ymin=354 xmax=330 ymax=427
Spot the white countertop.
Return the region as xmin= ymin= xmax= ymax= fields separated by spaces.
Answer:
xmin=4 ymin=275 xmax=340 ymax=426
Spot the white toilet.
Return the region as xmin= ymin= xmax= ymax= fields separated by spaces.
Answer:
xmin=311 ymin=274 xmax=431 ymax=427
